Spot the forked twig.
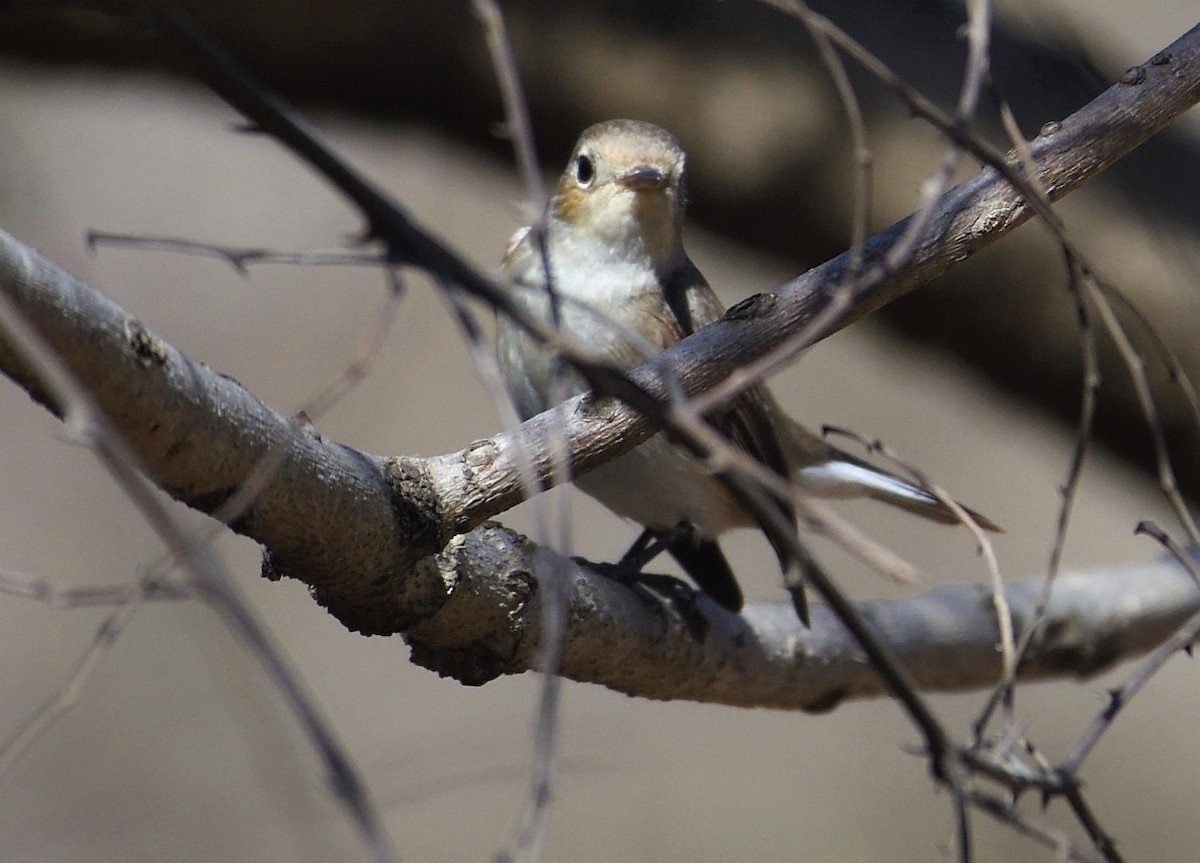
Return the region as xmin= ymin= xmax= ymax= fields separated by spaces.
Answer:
xmin=822 ymin=426 xmax=1013 ymax=677
xmin=0 ymin=586 xmax=150 ymax=776
xmin=1084 ymin=275 xmax=1200 ymax=545
xmin=965 ymin=789 xmax=1099 ymax=862
xmin=0 ymin=566 xmax=191 ymax=606
xmin=87 ymin=231 xmax=385 ymax=271
xmin=1059 ymin=521 xmax=1200 ymax=776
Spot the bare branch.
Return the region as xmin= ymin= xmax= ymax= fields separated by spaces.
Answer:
xmin=412 ymin=523 xmax=1199 ymax=706
xmin=3 ymin=7 xmax=1198 ymax=860
xmin=0 ymin=226 xmax=434 ymax=634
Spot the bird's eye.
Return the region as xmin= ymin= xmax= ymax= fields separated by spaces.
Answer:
xmin=575 ymin=154 xmax=595 ymax=187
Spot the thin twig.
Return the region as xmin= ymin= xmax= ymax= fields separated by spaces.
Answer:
xmin=471 ymin=5 xmax=571 ymax=858
xmin=1099 ymin=284 xmax=1200 ymax=441
xmin=88 ymin=231 xmax=385 ymax=270
xmin=772 ymin=0 xmax=872 ymax=283
xmin=300 ymin=265 xmax=406 ymax=421
xmin=0 ymin=566 xmax=191 ymax=606
xmin=0 ymin=586 xmax=150 ymax=777
xmin=1062 ymin=784 xmax=1124 ymax=863
xmin=1089 ymin=277 xmax=1200 ymax=547
xmin=965 ymin=789 xmax=1099 ymax=862
xmin=822 ymin=427 xmax=1013 ymax=676
xmin=1059 ymin=521 xmax=1200 ymax=775
xmin=974 ymin=252 xmax=1099 ymax=738
xmin=472 ymin=0 xmax=544 ymax=220
xmin=1083 ymin=277 xmax=1200 ymax=544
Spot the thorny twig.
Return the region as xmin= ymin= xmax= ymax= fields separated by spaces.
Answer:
xmin=1059 ymin=522 xmax=1200 ymax=776
xmin=973 ymin=254 xmax=1100 ymax=738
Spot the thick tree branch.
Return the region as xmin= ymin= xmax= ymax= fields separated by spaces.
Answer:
xmin=413 ymin=524 xmax=1198 ymax=704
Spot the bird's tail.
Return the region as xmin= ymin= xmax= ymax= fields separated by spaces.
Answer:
xmin=776 ymin=413 xmax=1003 ymax=532
xmin=794 ymin=454 xmax=1002 ymax=532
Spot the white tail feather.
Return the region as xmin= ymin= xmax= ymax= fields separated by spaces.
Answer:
xmin=797 ymin=460 xmax=931 ymax=503
xmin=796 ymin=459 xmax=1001 ymax=531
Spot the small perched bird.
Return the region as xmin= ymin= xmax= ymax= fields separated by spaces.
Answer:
xmin=497 ymin=119 xmax=997 ymax=619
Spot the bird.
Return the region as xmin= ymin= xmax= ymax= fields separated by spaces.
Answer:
xmin=496 ymin=118 xmax=998 ymax=621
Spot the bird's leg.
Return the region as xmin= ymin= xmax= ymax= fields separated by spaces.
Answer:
xmin=616 ymin=523 xmax=694 ymax=574
xmin=611 ymin=524 xmax=702 ymax=600
xmin=614 ymin=522 xmax=744 ymax=613
xmin=605 ymin=523 xmax=715 ymax=638
xmin=782 ymin=540 xmax=820 ymax=628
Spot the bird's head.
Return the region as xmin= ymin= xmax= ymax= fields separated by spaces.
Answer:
xmin=550 ymin=119 xmax=688 ymax=270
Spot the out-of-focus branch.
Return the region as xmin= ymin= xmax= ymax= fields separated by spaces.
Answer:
xmin=0 ymin=233 xmax=399 ymax=862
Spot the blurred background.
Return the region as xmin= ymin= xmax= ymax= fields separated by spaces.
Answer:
xmin=0 ymin=1 xmax=1198 ymax=860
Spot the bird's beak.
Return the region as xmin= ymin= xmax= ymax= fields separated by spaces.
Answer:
xmin=618 ymin=165 xmax=668 ymax=193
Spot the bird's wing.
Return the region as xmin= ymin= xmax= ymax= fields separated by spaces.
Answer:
xmin=662 ymin=260 xmax=809 ymax=619
xmin=662 ymin=260 xmax=1000 ymax=544
xmin=663 ymin=264 xmax=800 ymax=517
xmin=660 ymin=260 xmax=794 ymax=483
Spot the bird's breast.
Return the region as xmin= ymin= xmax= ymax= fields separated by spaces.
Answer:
xmin=576 ymin=434 xmax=750 ymax=536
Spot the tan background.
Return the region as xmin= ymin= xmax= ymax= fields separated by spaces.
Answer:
xmin=0 ymin=7 xmax=1198 ymax=859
